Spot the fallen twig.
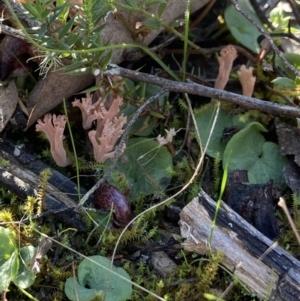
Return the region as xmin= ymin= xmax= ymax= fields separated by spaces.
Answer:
xmin=230 ymin=0 xmax=300 ymax=77
xmin=104 ymin=64 xmax=300 ymax=118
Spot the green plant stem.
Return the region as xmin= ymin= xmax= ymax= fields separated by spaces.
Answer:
xmin=63 ymin=98 xmax=81 ymax=201
xmin=112 ymin=0 xmax=207 ymax=55
xmin=3 ymin=0 xmax=179 ymax=81
xmin=18 ymin=287 xmax=39 ymax=301
xmin=209 ymin=159 xmax=229 ymax=246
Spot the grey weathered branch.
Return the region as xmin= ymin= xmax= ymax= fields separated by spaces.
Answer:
xmin=179 ymin=190 xmax=300 ymax=301
xmin=231 ymin=0 xmax=300 ymax=77
xmin=104 ymin=64 xmax=300 ymax=118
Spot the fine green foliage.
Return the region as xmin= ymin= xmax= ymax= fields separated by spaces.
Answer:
xmin=21 ymin=0 xmax=114 ymax=75
xmin=65 ymin=255 xmax=132 ymax=301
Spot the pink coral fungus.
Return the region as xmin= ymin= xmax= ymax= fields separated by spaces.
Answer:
xmin=215 ymin=45 xmax=238 ymax=90
xmin=89 ymin=94 xmax=127 ymax=163
xmin=238 ymin=65 xmax=256 ymax=97
xmin=72 ymin=93 xmax=101 ymax=130
xmin=36 ymin=114 xmax=70 ymax=167
xmin=72 ymin=91 xmax=127 ymax=163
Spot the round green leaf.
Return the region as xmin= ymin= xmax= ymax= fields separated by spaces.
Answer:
xmin=13 ymin=246 xmax=36 ymax=289
xmin=224 ymin=3 xmax=264 ymax=53
xmin=0 ymin=227 xmax=17 ymax=265
xmin=272 ymin=77 xmax=296 ymax=89
xmin=275 ymin=53 xmax=300 ymax=80
xmin=223 ymin=122 xmax=288 ymax=185
xmin=195 ymin=105 xmax=233 ymax=158
xmin=143 ymin=18 xmax=160 ymax=30
xmin=65 ymin=255 xmax=132 ymax=301
xmin=115 ymin=138 xmax=173 ymax=199
xmin=0 ymin=251 xmax=19 ymax=293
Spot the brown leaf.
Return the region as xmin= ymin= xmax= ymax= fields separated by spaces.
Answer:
xmin=0 ymin=81 xmax=19 ymax=132
xmin=26 ymin=70 xmax=93 ymax=129
xmin=0 ymin=36 xmax=31 ymax=81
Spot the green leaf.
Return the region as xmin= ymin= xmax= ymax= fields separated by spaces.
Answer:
xmin=142 ymin=18 xmax=160 ymax=30
xmin=295 ymin=77 xmax=300 ymax=86
xmin=100 ymin=50 xmax=113 ymax=69
xmin=272 ymin=77 xmax=296 ymax=89
xmin=0 ymin=251 xmax=19 ymax=293
xmin=57 ymin=17 xmax=76 ymax=40
xmin=114 ymin=138 xmax=173 ymax=200
xmin=38 ymin=23 xmax=48 ymax=40
xmin=13 ymin=246 xmax=36 ymax=289
xmin=223 ymin=122 xmax=288 ymax=185
xmin=224 ymin=2 xmax=264 ymax=53
xmin=59 ymin=59 xmax=89 ymax=72
xmin=65 ymin=33 xmax=80 ymax=47
xmin=48 ymin=2 xmax=70 ymax=24
xmin=123 ymin=0 xmax=138 ymax=8
xmin=149 ymin=111 xmax=165 ymax=119
xmin=144 ymin=0 xmax=167 ymax=7
xmin=275 ymin=53 xmax=300 ymax=80
xmin=65 ymin=255 xmax=132 ymax=301
xmin=194 ymin=105 xmax=235 ymax=158
xmin=22 ymin=3 xmax=42 ymax=19
xmin=0 ymin=227 xmax=17 ymax=265
xmin=158 ymin=2 xmax=167 ymax=17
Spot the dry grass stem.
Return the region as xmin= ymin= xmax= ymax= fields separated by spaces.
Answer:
xmin=278 ymin=197 xmax=300 ymax=245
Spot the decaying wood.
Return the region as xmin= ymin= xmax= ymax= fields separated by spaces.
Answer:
xmin=179 ymin=189 xmax=300 ymax=300
xmin=0 ymin=138 xmax=88 ymax=231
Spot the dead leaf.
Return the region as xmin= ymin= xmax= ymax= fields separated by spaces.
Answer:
xmin=0 ymin=81 xmax=19 ymax=132
xmin=26 ymin=70 xmax=94 ymax=129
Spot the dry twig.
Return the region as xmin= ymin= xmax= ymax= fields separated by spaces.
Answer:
xmin=103 ymin=64 xmax=300 ymax=118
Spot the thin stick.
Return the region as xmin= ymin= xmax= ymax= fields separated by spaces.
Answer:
xmin=104 ymin=64 xmax=300 ymax=118
xmin=230 ymin=0 xmax=300 ymax=77
xmin=0 ymin=24 xmax=27 ymax=41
